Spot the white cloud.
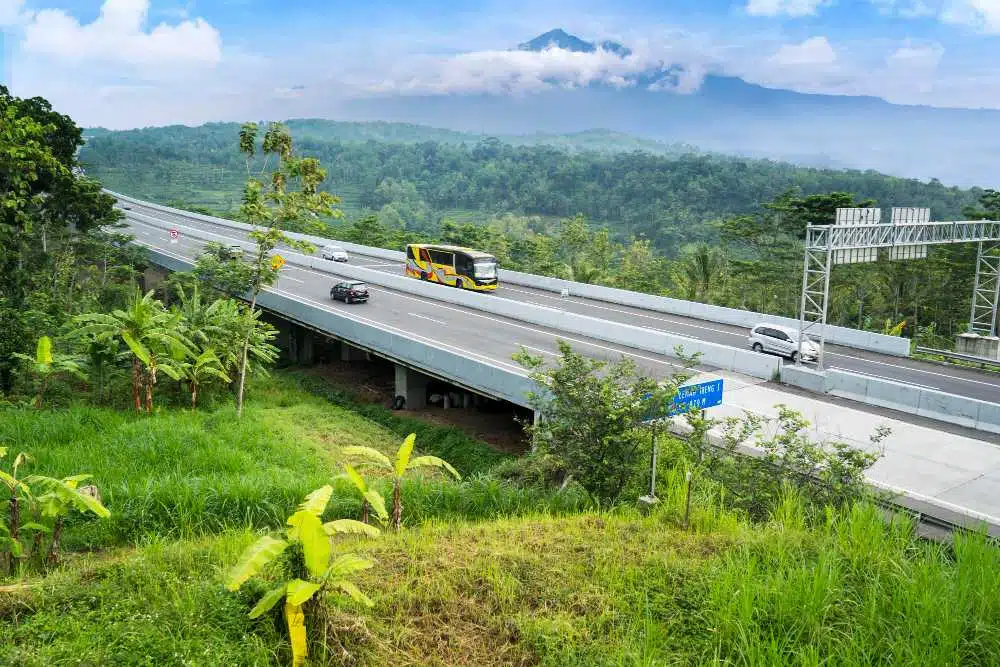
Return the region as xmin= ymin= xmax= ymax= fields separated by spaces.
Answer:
xmin=875 ymin=0 xmax=1000 ymax=32
xmin=768 ymin=36 xmax=837 ymax=65
xmin=942 ymin=0 xmax=1000 ymax=33
xmin=359 ymin=42 xmax=710 ymax=97
xmin=0 ymin=0 xmax=24 ymax=26
xmin=21 ymin=0 xmax=221 ymax=68
xmin=745 ymin=0 xmax=832 ymax=17
xmin=871 ymin=0 xmax=937 ymax=17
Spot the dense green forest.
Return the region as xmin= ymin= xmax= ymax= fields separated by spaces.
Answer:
xmin=79 ymin=119 xmax=998 ymax=342
xmin=80 ymin=119 xmax=982 ymax=249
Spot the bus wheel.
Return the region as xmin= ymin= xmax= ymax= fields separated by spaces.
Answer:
xmin=420 ymin=271 xmax=428 ymax=281
xmin=456 ymin=279 xmax=465 ymax=289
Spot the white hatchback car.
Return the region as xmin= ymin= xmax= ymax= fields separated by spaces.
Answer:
xmin=748 ymin=323 xmax=819 ymax=363
xmin=320 ymin=244 xmax=349 ymax=262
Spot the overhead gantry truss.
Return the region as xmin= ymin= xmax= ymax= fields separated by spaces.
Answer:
xmin=798 ymin=208 xmax=1000 ymax=369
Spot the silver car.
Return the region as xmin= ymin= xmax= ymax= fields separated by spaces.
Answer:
xmin=748 ymin=324 xmax=819 ymax=363
xmin=320 ymin=244 xmax=349 ymax=262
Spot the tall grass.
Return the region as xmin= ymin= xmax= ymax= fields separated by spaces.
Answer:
xmin=0 ymin=373 xmax=581 ymax=549
xmin=2 ymin=372 xmax=998 ymax=665
xmin=707 ymin=500 xmax=1000 ymax=666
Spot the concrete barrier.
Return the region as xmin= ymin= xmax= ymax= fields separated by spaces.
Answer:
xmin=133 ymin=211 xmax=783 ymax=381
xmin=142 ymin=245 xmax=538 ymax=407
xmin=778 ymin=363 xmax=826 ymax=394
xmin=109 ymin=190 xmax=911 ymax=358
xmin=498 ymin=268 xmax=912 ymax=357
xmin=780 ymin=364 xmax=1000 ymax=435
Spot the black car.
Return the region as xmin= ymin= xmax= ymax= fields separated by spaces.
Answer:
xmin=330 ymin=280 xmax=369 ymax=304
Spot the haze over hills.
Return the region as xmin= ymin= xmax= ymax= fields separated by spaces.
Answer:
xmin=84 ymin=122 xmax=697 ymax=157
xmin=326 ymin=29 xmax=1000 ymax=188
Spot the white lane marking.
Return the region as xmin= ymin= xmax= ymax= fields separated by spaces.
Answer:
xmin=502 ymin=285 xmax=1000 ymax=390
xmin=826 ymin=366 xmax=1000 ymax=392
xmin=831 ymin=368 xmax=939 ymax=391
xmin=410 ymin=313 xmax=446 ymax=325
xmin=826 ymin=358 xmax=1000 ymax=389
xmin=266 ymin=287 xmax=527 ymax=374
xmin=273 ymin=263 xmax=689 ymax=370
xmin=280 ymin=275 xmax=304 ymax=284
xmin=518 ymin=344 xmax=557 ymax=356
xmin=133 ymin=232 xmax=529 ymax=375
xmin=358 ymin=262 xmax=400 ymax=269
xmin=128 ymin=217 xmax=997 ymax=390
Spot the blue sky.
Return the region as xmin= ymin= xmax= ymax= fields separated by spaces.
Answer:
xmin=1 ymin=0 xmax=998 ymax=128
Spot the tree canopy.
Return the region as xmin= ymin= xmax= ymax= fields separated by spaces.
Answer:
xmin=0 ymin=85 xmax=131 ymax=391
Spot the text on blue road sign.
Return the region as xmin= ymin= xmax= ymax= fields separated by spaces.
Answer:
xmin=642 ymin=378 xmax=724 ymax=422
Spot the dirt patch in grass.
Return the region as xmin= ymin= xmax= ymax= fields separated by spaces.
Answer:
xmin=304 ymin=360 xmax=530 ymax=455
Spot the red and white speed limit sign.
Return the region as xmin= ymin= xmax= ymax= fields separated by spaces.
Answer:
xmin=169 ymin=228 xmax=179 ymax=243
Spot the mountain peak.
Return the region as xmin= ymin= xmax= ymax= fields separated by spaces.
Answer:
xmin=518 ymin=29 xmax=631 ymax=57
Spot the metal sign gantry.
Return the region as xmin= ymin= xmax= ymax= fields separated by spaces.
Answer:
xmin=798 ymin=208 xmax=1000 ymax=369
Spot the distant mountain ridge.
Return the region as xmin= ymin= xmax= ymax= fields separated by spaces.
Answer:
xmin=517 ymin=28 xmax=633 ymax=58
xmin=320 ymin=29 xmax=1000 ymax=188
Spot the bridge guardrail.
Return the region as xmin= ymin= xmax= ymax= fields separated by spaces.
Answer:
xmin=142 ymin=245 xmax=538 ymax=407
xmin=780 ymin=364 xmax=1000 ymax=435
xmin=108 ymin=191 xmax=911 ymax=359
xmin=498 ymin=269 xmax=912 ymax=357
xmin=132 ymin=211 xmax=783 ymax=381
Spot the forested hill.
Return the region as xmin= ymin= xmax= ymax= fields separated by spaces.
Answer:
xmin=84 ymin=121 xmax=694 ymax=155
xmin=79 ymin=120 xmax=984 ymax=254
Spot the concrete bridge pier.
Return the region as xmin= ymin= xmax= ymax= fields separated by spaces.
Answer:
xmin=287 ymin=324 xmax=315 ymax=365
xmin=340 ymin=343 xmax=369 ymax=362
xmin=394 ymin=364 xmax=428 ymax=410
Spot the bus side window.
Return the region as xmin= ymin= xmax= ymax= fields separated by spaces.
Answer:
xmin=420 ymin=248 xmax=432 ymax=263
xmin=457 ymin=255 xmax=472 ymax=276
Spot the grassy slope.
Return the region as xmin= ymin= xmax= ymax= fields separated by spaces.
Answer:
xmin=1 ymin=373 xmax=999 ymax=665
xmin=3 ymin=506 xmax=998 ymax=666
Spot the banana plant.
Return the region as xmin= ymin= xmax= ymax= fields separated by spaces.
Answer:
xmin=26 ymin=474 xmax=110 ymax=566
xmin=338 ymin=464 xmax=389 ymax=526
xmin=343 ymin=433 xmax=461 ymax=531
xmin=0 ymin=449 xmax=34 ymax=574
xmin=226 ymin=485 xmax=378 ymax=667
xmin=181 ymin=349 xmax=230 ymax=409
xmin=0 ymin=449 xmax=108 ymax=573
xmin=12 ymin=336 xmax=87 ymax=408
xmin=74 ymin=288 xmax=194 ymax=413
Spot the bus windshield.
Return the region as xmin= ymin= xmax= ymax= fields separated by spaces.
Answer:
xmin=473 ymin=259 xmax=497 ymax=279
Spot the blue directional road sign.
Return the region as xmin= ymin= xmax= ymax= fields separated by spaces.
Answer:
xmin=642 ymin=378 xmax=724 ymax=423
xmin=669 ymin=378 xmax=724 ymax=415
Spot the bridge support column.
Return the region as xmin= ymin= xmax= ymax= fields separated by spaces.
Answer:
xmin=142 ymin=265 xmax=169 ymax=293
xmin=282 ymin=324 xmax=316 ymax=365
xmin=298 ymin=328 xmax=315 ymax=365
xmin=394 ymin=365 xmax=427 ymax=410
xmin=340 ymin=343 xmax=368 ymax=362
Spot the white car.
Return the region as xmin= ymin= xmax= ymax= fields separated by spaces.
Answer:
xmin=320 ymin=244 xmax=349 ymax=262
xmin=748 ymin=323 xmax=819 ymax=363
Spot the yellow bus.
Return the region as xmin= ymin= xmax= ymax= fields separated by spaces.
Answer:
xmin=405 ymin=243 xmax=498 ymax=292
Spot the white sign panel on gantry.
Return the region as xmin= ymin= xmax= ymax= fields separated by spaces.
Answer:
xmin=832 ymin=208 xmax=879 ymax=265
xmin=889 ymin=208 xmax=930 ymax=260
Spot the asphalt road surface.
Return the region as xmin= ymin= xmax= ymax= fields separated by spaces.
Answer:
xmin=120 ymin=200 xmax=1000 ymax=404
